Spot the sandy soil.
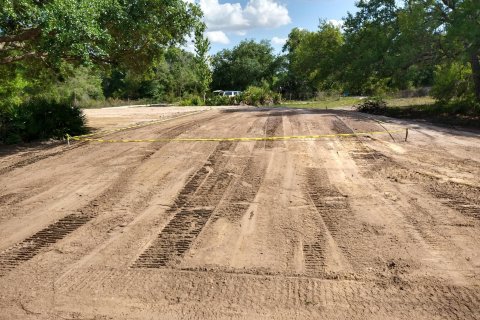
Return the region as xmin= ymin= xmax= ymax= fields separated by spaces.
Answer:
xmin=0 ymin=106 xmax=479 ymax=319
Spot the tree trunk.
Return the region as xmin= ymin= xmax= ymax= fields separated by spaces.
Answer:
xmin=470 ymin=51 xmax=480 ymax=102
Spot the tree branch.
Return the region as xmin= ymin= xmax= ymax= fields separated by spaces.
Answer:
xmin=0 ymin=52 xmax=43 ymax=64
xmin=0 ymin=28 xmax=41 ymax=44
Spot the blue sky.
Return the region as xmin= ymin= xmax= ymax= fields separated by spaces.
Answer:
xmin=188 ymin=0 xmax=358 ymax=53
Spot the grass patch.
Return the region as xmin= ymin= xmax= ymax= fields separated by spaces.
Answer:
xmin=80 ymin=98 xmax=154 ymax=109
xmin=385 ymin=97 xmax=436 ymax=108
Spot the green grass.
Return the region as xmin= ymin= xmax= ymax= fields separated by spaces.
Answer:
xmin=280 ymin=97 xmax=363 ymax=109
xmin=385 ymin=97 xmax=436 ymax=108
xmin=275 ymin=97 xmax=436 ymax=110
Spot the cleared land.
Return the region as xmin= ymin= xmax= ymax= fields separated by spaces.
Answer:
xmin=0 ymin=106 xmax=479 ymax=319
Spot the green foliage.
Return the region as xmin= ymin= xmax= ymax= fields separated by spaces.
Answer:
xmin=0 ymin=99 xmax=86 ymax=144
xmin=212 ymin=40 xmax=281 ymax=90
xmin=45 ymin=66 xmax=105 ymax=107
xmin=289 ymin=22 xmax=344 ymax=92
xmin=241 ymin=86 xmax=282 ymax=107
xmin=180 ymin=95 xmax=204 ymax=106
xmin=102 ymin=48 xmax=205 ymax=103
xmin=0 ymin=67 xmax=29 ymax=109
xmin=194 ymin=26 xmax=213 ymax=101
xmin=431 ymin=62 xmax=474 ymax=103
xmin=273 ymin=0 xmax=479 ymax=110
xmin=0 ymin=0 xmax=206 ymax=144
xmin=0 ymin=0 xmax=202 ymax=72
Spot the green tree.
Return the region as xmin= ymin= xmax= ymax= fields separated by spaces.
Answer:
xmin=211 ymin=40 xmax=280 ymax=90
xmin=340 ymin=0 xmax=479 ymax=103
xmin=0 ymin=0 xmax=202 ymax=72
xmin=281 ymin=28 xmax=316 ymax=99
xmin=194 ymin=25 xmax=212 ymax=102
xmin=436 ymin=0 xmax=480 ymax=101
xmin=340 ymin=0 xmax=401 ymax=95
xmin=287 ymin=22 xmax=344 ymax=94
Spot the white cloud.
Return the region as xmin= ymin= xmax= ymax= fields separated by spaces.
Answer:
xmin=198 ymin=0 xmax=291 ymax=32
xmin=206 ymin=31 xmax=230 ymax=44
xmin=244 ymin=0 xmax=291 ymax=28
xmin=271 ymin=36 xmax=287 ymax=46
xmin=328 ymin=19 xmax=344 ymax=29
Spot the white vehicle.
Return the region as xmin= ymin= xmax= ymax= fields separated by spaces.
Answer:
xmin=213 ymin=90 xmax=242 ymax=97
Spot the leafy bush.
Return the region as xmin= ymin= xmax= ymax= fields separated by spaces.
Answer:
xmin=179 ymin=95 xmax=204 ymax=106
xmin=431 ymin=62 xmax=474 ymax=103
xmin=0 ymin=99 xmax=87 ymax=144
xmin=355 ymin=97 xmax=387 ymax=114
xmin=241 ymin=86 xmax=281 ymax=106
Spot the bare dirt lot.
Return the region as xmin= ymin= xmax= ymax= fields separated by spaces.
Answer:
xmin=0 ymin=106 xmax=479 ymax=319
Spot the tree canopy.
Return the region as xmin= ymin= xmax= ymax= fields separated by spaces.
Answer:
xmin=276 ymin=0 xmax=479 ymax=103
xmin=0 ymin=0 xmax=202 ymax=71
xmin=211 ymin=40 xmax=281 ymax=90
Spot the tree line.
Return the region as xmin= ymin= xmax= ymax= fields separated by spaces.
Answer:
xmin=1 ymin=0 xmax=478 ymax=143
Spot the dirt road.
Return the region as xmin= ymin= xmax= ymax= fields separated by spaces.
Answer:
xmin=0 ymin=106 xmax=479 ymax=319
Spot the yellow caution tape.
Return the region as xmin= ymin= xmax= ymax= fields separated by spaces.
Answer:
xmin=68 ymin=129 xmax=406 ymax=143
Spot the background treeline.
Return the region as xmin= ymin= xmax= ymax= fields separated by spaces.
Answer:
xmin=1 ymin=0 xmax=479 ymax=143
xmin=278 ymin=0 xmax=479 ymax=107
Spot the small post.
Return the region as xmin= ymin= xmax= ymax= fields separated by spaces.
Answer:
xmin=66 ymin=134 xmax=71 ymax=146
xmin=405 ymin=128 xmax=409 ymax=142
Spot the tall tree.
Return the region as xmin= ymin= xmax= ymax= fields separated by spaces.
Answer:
xmin=288 ymin=22 xmax=344 ymax=93
xmin=194 ymin=24 xmax=212 ymax=102
xmin=211 ymin=40 xmax=279 ymax=90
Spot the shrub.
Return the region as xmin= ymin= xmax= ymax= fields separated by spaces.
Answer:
xmin=0 ymin=99 xmax=87 ymax=144
xmin=431 ymin=62 xmax=474 ymax=103
xmin=241 ymin=86 xmax=282 ymax=106
xmin=179 ymin=95 xmax=204 ymax=106
xmin=355 ymin=97 xmax=387 ymax=114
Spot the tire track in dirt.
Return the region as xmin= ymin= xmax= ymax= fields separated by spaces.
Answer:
xmin=132 ymin=141 xmax=238 ymax=268
xmin=302 ymin=167 xmax=374 ymax=274
xmin=57 ymin=268 xmax=480 ymax=319
xmin=0 ymin=142 xmax=88 ymax=176
xmin=299 ymin=116 xmax=398 ymax=275
xmin=333 ymin=116 xmax=480 ymax=221
xmin=211 ymin=113 xmax=284 ymax=223
xmin=331 ymin=115 xmax=480 ymax=270
xmin=0 ymin=115 xmax=220 ymax=277
xmin=263 ymin=112 xmax=284 ymax=149
xmin=133 ymin=112 xmax=284 ymax=268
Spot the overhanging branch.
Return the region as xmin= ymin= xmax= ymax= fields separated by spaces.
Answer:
xmin=0 ymin=28 xmax=41 ymax=44
xmin=0 ymin=52 xmax=43 ymax=64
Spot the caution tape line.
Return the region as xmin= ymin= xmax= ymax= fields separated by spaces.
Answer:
xmin=68 ymin=129 xmax=406 ymax=143
xmin=72 ymin=110 xmax=207 ymax=139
